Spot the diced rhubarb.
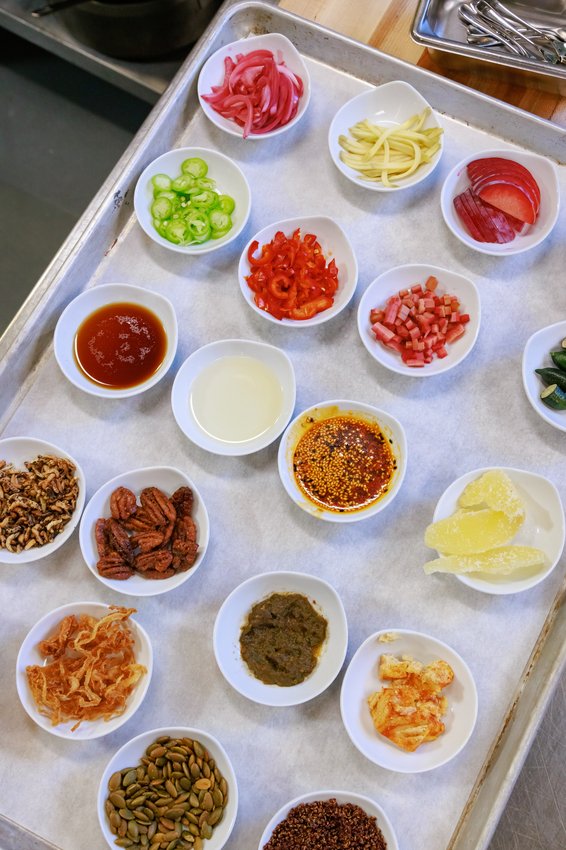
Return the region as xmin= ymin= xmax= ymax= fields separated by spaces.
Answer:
xmin=372 ymin=322 xmax=395 ymax=343
xmin=425 ymin=276 xmax=438 ymax=291
xmin=384 ymin=295 xmax=401 ymax=324
xmin=436 ymin=346 xmax=448 ymax=359
xmin=445 ymin=324 xmax=465 ymax=343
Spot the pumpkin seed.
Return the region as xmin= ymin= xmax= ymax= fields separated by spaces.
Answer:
xmin=110 ymin=792 xmax=127 ymax=809
xmin=201 ymin=793 xmax=213 ymax=812
xmin=193 ymin=838 xmax=203 ymax=850
xmin=200 ymin=823 xmax=212 ymax=841
xmin=127 ymin=821 xmax=140 ymax=841
xmin=123 ymin=770 xmax=138 ymax=787
xmin=156 ymin=736 xmax=171 ymax=744
xmin=109 ymin=771 xmax=123 ymax=792
xmin=208 ymin=808 xmax=223 ymax=827
xmin=193 ymin=742 xmax=205 ymax=759
xmin=115 ymin=840 xmax=134 ymax=848
xmin=193 ymin=779 xmax=210 ymax=791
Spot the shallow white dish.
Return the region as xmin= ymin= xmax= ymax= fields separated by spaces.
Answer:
xmin=16 ymin=601 xmax=152 ymax=740
xmin=440 ymin=148 xmax=560 ymax=256
xmin=357 ymin=263 xmax=480 ymax=376
xmin=0 ymin=436 xmax=86 ymax=564
xmin=328 ymin=80 xmax=444 ymax=192
xmin=134 ymin=146 xmax=251 ymax=254
xmin=98 ymin=726 xmax=237 ymax=850
xmin=239 ymin=216 xmax=358 ymax=327
xmin=429 ymin=467 xmax=565 ymax=595
xmin=523 ymin=320 xmax=566 ymax=433
xmin=340 ymin=629 xmax=477 ymax=774
xmin=214 ymin=571 xmax=348 ymax=707
xmin=79 ymin=466 xmax=209 ymax=597
xmin=54 ymin=283 xmax=178 ymax=399
xmin=258 ymin=789 xmax=398 ymax=850
xmin=171 ymin=339 xmax=296 ymax=456
xmin=278 ymin=399 xmax=406 ymax=523
xmin=197 ymin=33 xmax=310 ymax=140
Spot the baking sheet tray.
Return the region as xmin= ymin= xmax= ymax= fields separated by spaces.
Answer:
xmin=412 ymin=0 xmax=566 ymax=96
xmin=1 ymin=2 xmax=566 ymax=850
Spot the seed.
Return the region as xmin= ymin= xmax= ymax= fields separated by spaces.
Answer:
xmin=120 ymin=809 xmax=135 ymax=821
xmin=150 ymin=746 xmax=167 ymax=759
xmin=105 ymin=801 xmax=115 ymax=818
xmin=134 ymin=811 xmax=151 ymax=824
xmin=202 ymin=763 xmax=210 ymax=779
xmin=109 ymin=772 xmax=123 ymax=792
xmin=147 ymin=823 xmax=157 ymax=840
xmin=126 ymin=783 xmax=141 ymax=797
xmin=184 ymin=812 xmax=198 ymax=826
xmin=208 ymin=808 xmax=223 ymax=827
xmin=156 ymin=736 xmax=171 ymax=744
xmin=118 ymin=820 xmax=128 ymax=838
xmin=166 ymin=842 xmax=178 ymax=850
xmin=188 ymin=823 xmax=199 ymax=837
xmin=200 ymin=823 xmax=212 ymax=841
xmin=170 ymin=746 xmax=187 ymax=755
xmin=198 ymin=812 xmax=208 ymax=829
xmin=194 ymin=838 xmax=203 ymax=850
xmin=201 ymin=793 xmax=213 ymax=812
xmin=189 ymin=763 xmax=200 ymax=780
xmin=212 ymin=789 xmax=223 ymax=807
xmin=128 ymin=822 xmax=140 ymax=841
xmin=110 ymin=793 xmax=127 ymax=809
xmin=123 ymin=770 xmax=138 ymax=787
xmin=161 ymin=818 xmax=175 ymax=831
xmin=167 ymin=753 xmax=185 ymax=764
xmin=110 ymin=812 xmax=122 ymax=830
xmin=152 ymin=834 xmax=166 ymax=844
xmin=115 ymin=840 xmax=134 ymax=848
xmin=129 ymin=795 xmax=147 ymax=809
xmin=219 ymin=778 xmax=227 ymax=797
xmin=165 ymin=780 xmax=178 ymax=798
xmin=166 ymin=808 xmax=185 ymax=820
xmin=163 ymin=832 xmax=178 ymax=842
xmin=140 ymin=837 xmax=149 ymax=848
xmin=193 ymin=779 xmax=210 ymax=791
xmin=189 ymin=794 xmax=199 ymax=809
xmin=193 ymin=742 xmax=205 ymax=759
xmin=137 ymin=767 xmax=146 ymax=782
xmin=148 ymin=763 xmax=159 ymax=780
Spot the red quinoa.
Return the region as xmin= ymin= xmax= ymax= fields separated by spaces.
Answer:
xmin=263 ymin=798 xmax=388 ymax=850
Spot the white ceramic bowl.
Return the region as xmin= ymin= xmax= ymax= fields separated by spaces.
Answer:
xmin=328 ymin=80 xmax=444 ymax=192
xmin=357 ymin=263 xmax=480 ymax=376
xmin=440 ymin=148 xmax=560 ymax=256
xmin=171 ymin=339 xmax=296 ymax=456
xmin=98 ymin=726 xmax=238 ymax=850
xmin=0 ymin=436 xmax=86 ymax=564
xmin=54 ymin=283 xmax=178 ymax=399
xmin=278 ymin=400 xmax=407 ymax=523
xmin=214 ymin=571 xmax=348 ymax=707
xmin=258 ymin=789 xmax=399 ymax=850
xmin=239 ymin=216 xmax=358 ymax=327
xmin=340 ymin=629 xmax=477 ymax=773
xmin=16 ymin=601 xmax=152 ymax=740
xmin=134 ymin=146 xmax=251 ymax=254
xmin=79 ymin=466 xmax=209 ymax=597
xmin=523 ymin=320 xmax=566 ymax=433
xmin=197 ymin=33 xmax=310 ymax=140
xmin=429 ymin=467 xmax=565 ymax=595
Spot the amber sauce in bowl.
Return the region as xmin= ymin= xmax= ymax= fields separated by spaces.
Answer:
xmin=74 ymin=303 xmax=167 ymax=390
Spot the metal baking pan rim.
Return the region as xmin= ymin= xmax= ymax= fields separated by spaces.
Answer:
xmin=411 ymin=0 xmax=566 ymax=82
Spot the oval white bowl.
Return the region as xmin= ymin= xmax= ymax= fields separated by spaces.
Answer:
xmin=214 ymin=571 xmax=348 ymax=707
xmin=16 ymin=601 xmax=152 ymax=740
xmin=239 ymin=216 xmax=358 ymax=327
xmin=0 ymin=436 xmax=86 ymax=564
xmin=357 ymin=263 xmax=481 ymax=376
xmin=79 ymin=465 xmax=209 ymax=597
xmin=258 ymin=789 xmax=399 ymax=850
xmin=328 ymin=80 xmax=444 ymax=192
xmin=278 ymin=399 xmax=407 ymax=523
xmin=197 ymin=33 xmax=311 ymax=140
xmin=134 ymin=146 xmax=251 ymax=254
xmin=523 ymin=320 xmax=566 ymax=433
xmin=430 ymin=467 xmax=565 ymax=595
xmin=98 ymin=726 xmax=238 ymax=850
xmin=440 ymin=148 xmax=560 ymax=256
xmin=54 ymin=283 xmax=178 ymax=399
xmin=171 ymin=338 xmax=296 ymax=456
xmin=340 ymin=629 xmax=477 ymax=773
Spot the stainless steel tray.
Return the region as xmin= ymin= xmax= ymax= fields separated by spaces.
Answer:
xmin=412 ymin=0 xmax=566 ymax=95
xmin=1 ymin=2 xmax=565 ymax=850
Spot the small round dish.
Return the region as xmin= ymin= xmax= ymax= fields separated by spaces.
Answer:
xmin=54 ymin=282 xmax=178 ymax=399
xmin=328 ymin=80 xmax=444 ymax=192
xmin=197 ymin=33 xmax=310 ymax=140
xmin=278 ymin=400 xmax=406 ymax=523
xmin=357 ymin=263 xmax=480 ymax=376
xmin=523 ymin=320 xmax=566 ymax=433
xmin=213 ymin=571 xmax=348 ymax=707
xmin=239 ymin=216 xmax=358 ymax=327
xmin=440 ymin=148 xmax=560 ymax=256
xmin=0 ymin=436 xmax=86 ymax=564
xmin=258 ymin=789 xmax=398 ymax=850
xmin=430 ymin=467 xmax=565 ymax=595
xmin=171 ymin=339 xmax=296 ymax=456
xmin=98 ymin=726 xmax=238 ymax=850
xmin=16 ymin=601 xmax=152 ymax=740
xmin=134 ymin=146 xmax=251 ymax=254
xmin=79 ymin=465 xmax=209 ymax=597
xmin=340 ymin=629 xmax=477 ymax=774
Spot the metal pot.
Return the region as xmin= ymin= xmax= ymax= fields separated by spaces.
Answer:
xmin=61 ymin=0 xmax=223 ymax=61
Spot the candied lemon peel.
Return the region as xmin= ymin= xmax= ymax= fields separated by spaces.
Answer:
xmin=458 ymin=470 xmax=525 ymax=519
xmin=424 ymin=508 xmax=523 ymax=555
xmin=424 ymin=546 xmax=547 ymax=576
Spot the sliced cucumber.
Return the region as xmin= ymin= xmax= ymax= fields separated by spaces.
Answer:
xmin=541 ymin=384 xmax=566 ymax=410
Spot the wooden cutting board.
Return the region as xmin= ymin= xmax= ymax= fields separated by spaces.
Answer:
xmin=279 ymin=0 xmax=566 ymax=127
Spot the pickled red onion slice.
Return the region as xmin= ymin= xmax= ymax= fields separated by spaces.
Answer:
xmin=202 ymin=49 xmax=304 ymax=138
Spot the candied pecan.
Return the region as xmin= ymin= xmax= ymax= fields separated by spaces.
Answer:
xmin=143 ymin=567 xmax=176 ymax=580
xmin=97 ymin=553 xmax=134 ymax=580
xmin=122 ymin=510 xmax=157 ymax=533
xmin=135 ymin=550 xmax=173 ymax=573
xmin=162 ymin=519 xmax=175 ymax=546
xmin=95 ymin=518 xmax=109 ymax=557
xmin=172 ymin=552 xmax=197 ymax=573
xmin=140 ymin=487 xmax=176 ymax=526
xmin=171 ymin=516 xmax=198 ymax=567
xmin=106 ymin=518 xmax=134 ymax=565
xmin=171 ymin=486 xmax=194 ymax=518
xmin=110 ymin=486 xmax=137 ymax=521
xmin=130 ymin=529 xmax=165 ymax=553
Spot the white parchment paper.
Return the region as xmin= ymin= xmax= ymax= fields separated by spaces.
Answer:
xmin=0 ymin=57 xmax=565 ymax=850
